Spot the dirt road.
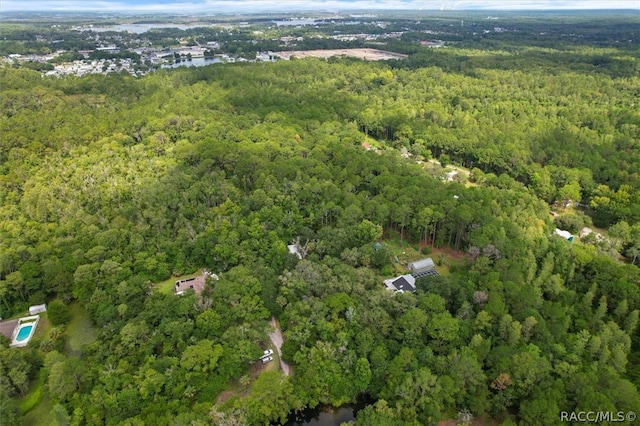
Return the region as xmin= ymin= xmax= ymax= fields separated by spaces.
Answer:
xmin=269 ymin=317 xmax=291 ymax=376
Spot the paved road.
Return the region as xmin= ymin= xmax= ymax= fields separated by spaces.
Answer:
xmin=269 ymin=317 xmax=291 ymax=376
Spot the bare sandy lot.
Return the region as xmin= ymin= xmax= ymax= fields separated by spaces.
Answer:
xmin=273 ymin=48 xmax=408 ymax=61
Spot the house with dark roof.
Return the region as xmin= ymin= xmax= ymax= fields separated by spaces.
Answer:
xmin=384 ymin=274 xmax=417 ymax=293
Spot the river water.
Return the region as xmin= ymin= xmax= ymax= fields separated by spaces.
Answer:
xmin=282 ymin=396 xmax=373 ymax=426
xmin=161 ymin=57 xmax=223 ymax=69
xmin=85 ymin=23 xmax=205 ymax=33
xmin=284 ymin=407 xmax=356 ymax=426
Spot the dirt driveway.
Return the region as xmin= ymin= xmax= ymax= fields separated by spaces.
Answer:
xmin=269 ymin=317 xmax=291 ymax=376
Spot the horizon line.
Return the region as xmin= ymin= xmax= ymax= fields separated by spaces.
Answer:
xmin=2 ymin=1 xmax=639 ymax=13
xmin=3 ymin=8 xmax=639 ymax=13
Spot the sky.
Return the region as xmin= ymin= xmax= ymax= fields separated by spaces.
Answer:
xmin=2 ymin=0 xmax=639 ymax=12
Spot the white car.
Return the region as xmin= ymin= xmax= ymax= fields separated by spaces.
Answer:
xmin=261 ymin=349 xmax=274 ymax=358
xmin=261 ymin=356 xmax=273 ymax=364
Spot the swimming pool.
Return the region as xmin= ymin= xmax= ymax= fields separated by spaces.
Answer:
xmin=15 ymin=324 xmax=34 ymax=342
xmin=10 ymin=315 xmax=40 ymax=348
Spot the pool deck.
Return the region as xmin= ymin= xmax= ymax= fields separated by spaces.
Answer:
xmin=10 ymin=315 xmax=40 ymax=348
xmin=0 ymin=319 xmax=19 ymax=339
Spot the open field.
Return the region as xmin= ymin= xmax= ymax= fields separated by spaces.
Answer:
xmin=424 ymin=159 xmax=475 ymax=187
xmin=273 ymin=48 xmax=408 ymax=61
xmin=21 ymin=391 xmax=52 ymax=426
xmin=65 ymin=302 xmax=97 ymax=357
xmin=381 ymin=232 xmax=466 ymax=277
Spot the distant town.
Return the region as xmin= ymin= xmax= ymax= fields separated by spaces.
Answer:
xmin=5 ymin=11 xmax=561 ymax=77
xmin=4 ymin=11 xmax=631 ymax=77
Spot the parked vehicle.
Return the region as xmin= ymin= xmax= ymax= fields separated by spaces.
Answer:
xmin=261 ymin=356 xmax=273 ymax=364
xmin=261 ymin=349 xmax=274 ymax=358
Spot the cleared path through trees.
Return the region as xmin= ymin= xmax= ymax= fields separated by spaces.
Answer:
xmin=269 ymin=317 xmax=291 ymax=376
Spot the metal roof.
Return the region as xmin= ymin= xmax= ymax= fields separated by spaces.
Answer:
xmin=408 ymin=258 xmax=435 ymax=272
xmin=391 ymin=275 xmax=416 ymax=292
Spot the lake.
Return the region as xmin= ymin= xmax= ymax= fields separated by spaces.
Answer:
xmin=86 ymin=23 xmax=206 ymax=33
xmin=273 ymin=19 xmax=319 ymax=27
xmin=161 ymin=57 xmax=223 ymax=69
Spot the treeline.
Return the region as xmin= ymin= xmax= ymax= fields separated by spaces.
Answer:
xmin=0 ymin=43 xmax=639 ymax=425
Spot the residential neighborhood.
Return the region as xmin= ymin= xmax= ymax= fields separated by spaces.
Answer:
xmin=1 ymin=13 xmax=453 ymax=77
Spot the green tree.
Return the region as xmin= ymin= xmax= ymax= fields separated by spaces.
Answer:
xmin=48 ymin=300 xmax=71 ymax=326
xmin=240 ymin=371 xmax=297 ymax=425
xmin=180 ymin=340 xmax=223 ymax=373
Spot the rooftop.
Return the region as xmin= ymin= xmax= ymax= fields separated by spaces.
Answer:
xmin=384 ymin=274 xmax=416 ymax=293
xmin=0 ymin=319 xmax=19 ymax=339
xmin=175 ymin=270 xmax=218 ymax=295
xmin=408 ymin=258 xmax=435 ymax=273
xmin=554 ymin=228 xmax=574 ymax=241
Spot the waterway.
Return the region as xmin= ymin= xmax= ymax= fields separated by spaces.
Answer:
xmin=273 ymin=19 xmax=319 ymax=27
xmin=161 ymin=57 xmax=223 ymax=69
xmin=85 ymin=23 xmax=206 ymax=33
xmin=282 ymin=396 xmax=373 ymax=426
xmin=284 ymin=406 xmax=356 ymax=426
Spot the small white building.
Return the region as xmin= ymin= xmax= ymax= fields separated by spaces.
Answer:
xmin=29 ymin=304 xmax=47 ymax=315
xmin=554 ymin=228 xmax=574 ymax=242
xmin=408 ymin=258 xmax=435 ymax=273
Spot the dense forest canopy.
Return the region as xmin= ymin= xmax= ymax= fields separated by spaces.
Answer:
xmin=1 ymin=12 xmax=639 ymax=426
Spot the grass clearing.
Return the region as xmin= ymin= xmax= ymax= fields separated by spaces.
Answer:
xmin=382 ymin=234 xmax=423 ymax=264
xmin=427 ymin=247 xmax=466 ymax=276
xmin=216 ymin=334 xmax=280 ymax=405
xmin=155 ymin=268 xmax=203 ymax=295
xmin=216 ymin=359 xmax=279 ymax=405
xmin=381 ymin=231 xmax=466 ymax=277
xmin=65 ymin=302 xmax=97 ymax=357
xmin=257 ymin=344 xmax=279 ymax=376
xmin=423 ymin=159 xmax=475 ymax=187
xmin=18 ymin=374 xmax=44 ymax=415
xmin=31 ymin=313 xmax=51 ymax=341
xmin=22 ymin=391 xmax=53 ymax=426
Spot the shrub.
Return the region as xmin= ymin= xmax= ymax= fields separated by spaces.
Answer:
xmin=380 ymin=265 xmax=394 ymax=276
xmin=422 ymin=246 xmax=431 ymax=255
xmin=28 ymin=292 xmax=46 ymax=306
xmin=554 ymin=214 xmax=584 ymax=234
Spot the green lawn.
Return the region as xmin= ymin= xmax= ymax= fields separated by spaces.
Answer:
xmin=381 ymin=232 xmax=466 ymax=277
xmin=64 ymin=302 xmax=97 ymax=357
xmin=18 ymin=376 xmax=43 ymax=414
xmin=261 ymin=343 xmax=279 ymax=375
xmin=17 ymin=303 xmax=95 ymax=423
xmin=427 ymin=247 xmax=466 ymax=277
xmin=381 ymin=234 xmax=424 ymax=273
xmin=155 ymin=268 xmax=203 ymax=295
xmin=31 ymin=313 xmax=51 ymax=341
xmin=22 ymin=391 xmax=53 ymax=426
